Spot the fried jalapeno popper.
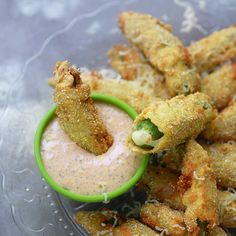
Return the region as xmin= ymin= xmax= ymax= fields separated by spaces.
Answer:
xmin=140 ymin=202 xmax=187 ymax=236
xmin=202 ymin=101 xmax=236 ymax=141
xmin=140 ymin=166 xmax=236 ymax=228
xmin=113 ymin=219 xmax=159 ymax=236
xmin=201 ymin=63 xmax=236 ymax=110
xmin=161 ymin=142 xmax=236 ymax=189
xmin=189 ymin=25 xmax=236 ymax=73
xmin=140 ymin=203 xmax=228 ymax=236
xmin=118 ymin=12 xmax=200 ymax=96
xmin=52 ymin=61 xmax=113 ymax=155
xmin=107 ymin=44 xmax=171 ymax=99
xmin=128 ymin=92 xmax=216 ymax=154
xmin=180 ymin=140 xmax=218 ymax=234
xmin=202 ymin=141 xmax=236 ymax=188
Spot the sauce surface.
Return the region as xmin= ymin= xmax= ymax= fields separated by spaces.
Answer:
xmin=41 ymin=103 xmax=141 ymax=195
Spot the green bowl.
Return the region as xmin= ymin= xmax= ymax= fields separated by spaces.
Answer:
xmin=34 ymin=92 xmax=149 ymax=202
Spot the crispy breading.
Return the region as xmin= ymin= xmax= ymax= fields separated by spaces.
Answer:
xmin=74 ymin=211 xmax=114 ymax=235
xmin=162 ymin=141 xmax=236 ymax=189
xmin=139 ymin=166 xmax=185 ymax=211
xmin=118 ymin=11 xmax=200 ymax=96
xmin=108 ymin=44 xmax=157 ymax=81
xmin=107 ymin=44 xmax=171 ymax=99
xmin=202 ymin=101 xmax=236 ymax=141
xmin=52 ymin=61 xmax=113 ymax=155
xmin=81 ymin=71 xmax=160 ymax=113
xmin=113 ymin=219 xmax=159 ymax=236
xmin=140 ymin=165 xmax=236 ymax=228
xmin=207 ymin=226 xmax=227 ymax=236
xmin=140 ymin=202 xmax=187 ymax=236
xmin=50 ymin=68 xmax=159 ymax=113
xmin=189 ymin=25 xmax=236 ymax=73
xmin=217 ymin=190 xmax=236 ymax=228
xmin=128 ymin=92 xmax=216 ymax=154
xmin=201 ymin=63 xmax=236 ymax=110
xmin=202 ymin=141 xmax=236 ymax=188
xmin=181 ymin=140 xmax=218 ymax=233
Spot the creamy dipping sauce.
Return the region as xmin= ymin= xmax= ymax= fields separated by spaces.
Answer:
xmin=41 ymin=103 xmax=141 ymax=195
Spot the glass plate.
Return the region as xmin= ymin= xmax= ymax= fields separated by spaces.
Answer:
xmin=1 ymin=0 xmax=236 ymax=235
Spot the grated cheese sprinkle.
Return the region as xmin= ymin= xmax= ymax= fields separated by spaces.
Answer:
xmin=193 ymin=171 xmax=205 ymax=180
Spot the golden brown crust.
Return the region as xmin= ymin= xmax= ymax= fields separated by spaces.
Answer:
xmin=113 ymin=219 xmax=159 ymax=236
xmin=139 ymin=166 xmax=185 ymax=211
xmin=217 ymin=190 xmax=236 ymax=228
xmin=140 ymin=202 xmax=187 ymax=236
xmin=81 ymin=70 xmax=161 ymax=113
xmin=202 ymin=101 xmax=236 ymax=141
xmin=189 ymin=25 xmax=236 ymax=73
xmin=108 ymin=44 xmax=150 ymax=81
xmin=74 ymin=211 xmax=114 ymax=235
xmin=202 ymin=141 xmax=236 ymax=188
xmin=201 ymin=63 xmax=236 ymax=110
xmin=118 ymin=11 xmax=200 ymax=96
xmin=52 ymin=61 xmax=113 ymax=155
xmin=180 ymin=140 xmax=219 ymax=233
xmin=140 ymin=165 xmax=236 ymax=228
xmin=161 ymin=141 xmax=236 ymax=190
xmin=128 ymin=92 xmax=216 ymax=154
xmin=107 ymin=44 xmax=171 ymax=99
xmin=207 ymin=226 xmax=227 ymax=236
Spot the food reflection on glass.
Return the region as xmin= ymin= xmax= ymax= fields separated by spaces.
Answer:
xmin=34 ymin=10 xmax=236 ymax=236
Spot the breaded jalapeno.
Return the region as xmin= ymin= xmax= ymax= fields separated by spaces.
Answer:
xmin=118 ymin=12 xmax=200 ymax=96
xmin=202 ymin=101 xmax=236 ymax=142
xmin=128 ymin=92 xmax=216 ymax=154
xmin=52 ymin=61 xmax=113 ymax=155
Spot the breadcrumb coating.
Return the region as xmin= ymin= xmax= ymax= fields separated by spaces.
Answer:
xmin=107 ymin=44 xmax=170 ymax=99
xmin=52 ymin=61 xmax=113 ymax=155
xmin=201 ymin=63 xmax=236 ymax=110
xmin=74 ymin=211 xmax=114 ymax=235
xmin=113 ymin=219 xmax=159 ymax=236
xmin=81 ymin=70 xmax=160 ymax=113
xmin=207 ymin=226 xmax=227 ymax=236
xmin=140 ymin=165 xmax=236 ymax=228
xmin=189 ymin=25 xmax=236 ymax=73
xmin=202 ymin=101 xmax=236 ymax=141
xmin=118 ymin=11 xmax=200 ymax=96
xmin=180 ymin=140 xmax=218 ymax=233
xmin=202 ymin=141 xmax=236 ymax=188
xmin=140 ymin=202 xmax=187 ymax=236
xmin=128 ymin=92 xmax=216 ymax=154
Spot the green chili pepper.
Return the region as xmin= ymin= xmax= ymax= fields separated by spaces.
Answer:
xmin=197 ymin=220 xmax=208 ymax=236
xmin=132 ymin=119 xmax=163 ymax=149
xmin=135 ymin=119 xmax=163 ymax=139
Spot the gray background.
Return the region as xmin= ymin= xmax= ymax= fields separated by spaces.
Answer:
xmin=0 ymin=0 xmax=236 ymax=235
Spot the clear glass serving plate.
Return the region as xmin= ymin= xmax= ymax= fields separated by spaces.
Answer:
xmin=1 ymin=0 xmax=236 ymax=235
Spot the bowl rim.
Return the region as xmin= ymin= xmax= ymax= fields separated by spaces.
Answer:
xmin=34 ymin=92 xmax=149 ymax=202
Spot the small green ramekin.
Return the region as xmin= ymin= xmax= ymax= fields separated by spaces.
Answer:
xmin=34 ymin=92 xmax=149 ymax=202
